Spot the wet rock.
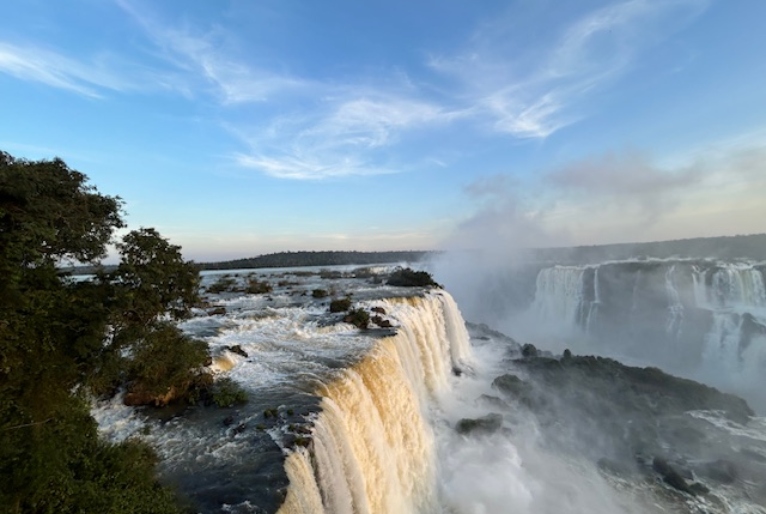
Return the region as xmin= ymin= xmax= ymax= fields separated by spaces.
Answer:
xmin=226 ymin=345 xmax=249 ymax=358
xmin=371 ymin=315 xmax=392 ymax=328
xmin=476 ymin=394 xmax=510 ymax=410
xmin=455 ymin=413 xmax=503 ymax=435
xmin=491 ymin=374 xmax=536 ymax=408
xmin=521 ymin=343 xmax=538 ymax=358
xmin=207 ymin=306 xmax=226 ymax=316
xmin=223 ymin=415 xmax=235 ymax=427
xmin=491 ymin=374 xmax=526 ymax=395
xmin=653 ymin=457 xmax=694 ymax=494
xmin=371 ymin=306 xmax=386 ymax=315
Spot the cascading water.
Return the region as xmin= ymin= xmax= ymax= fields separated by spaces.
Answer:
xmin=278 ymin=292 xmax=472 ymax=514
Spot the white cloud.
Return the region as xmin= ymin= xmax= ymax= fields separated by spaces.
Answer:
xmin=0 ymin=42 xmax=145 ymax=97
xmin=429 ymin=0 xmax=710 ymax=139
xmin=116 ymin=0 xmax=308 ymax=104
xmin=234 ymin=152 xmax=394 ymax=180
xmin=231 ymin=94 xmax=455 ymax=179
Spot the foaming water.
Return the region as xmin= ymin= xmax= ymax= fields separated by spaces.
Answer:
xmin=431 ymin=332 xmax=657 ymax=514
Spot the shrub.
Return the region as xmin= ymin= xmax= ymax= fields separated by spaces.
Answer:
xmin=312 ymin=288 xmax=329 ymax=298
xmin=246 ymin=278 xmax=272 ymax=294
xmin=329 ymin=297 xmax=352 ymax=313
xmin=344 ymin=308 xmax=370 ymax=329
xmin=386 ymin=267 xmax=440 ymax=287
xmin=207 ymin=276 xmax=237 ymax=294
xmin=209 ymin=377 xmax=248 ymax=408
xmin=124 ymin=323 xmax=210 ymax=406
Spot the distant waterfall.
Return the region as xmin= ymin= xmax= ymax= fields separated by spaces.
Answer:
xmin=526 ymin=260 xmax=766 ymax=410
xmin=278 ymin=292 xmax=472 ymax=514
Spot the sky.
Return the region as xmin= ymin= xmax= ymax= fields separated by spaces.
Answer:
xmin=1 ymin=0 xmax=765 ymax=261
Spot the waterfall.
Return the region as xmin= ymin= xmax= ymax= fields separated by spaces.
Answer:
xmin=664 ymin=265 xmax=684 ymax=337
xmin=692 ymin=264 xmax=766 ymax=309
xmin=530 ymin=266 xmax=588 ymax=328
xmin=524 ymin=260 xmax=766 ymax=412
xmin=277 ymin=291 xmax=472 ymax=514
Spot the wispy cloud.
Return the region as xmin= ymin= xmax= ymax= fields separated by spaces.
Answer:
xmin=0 ymin=42 xmax=142 ymax=97
xmin=116 ymin=0 xmax=308 ymax=104
xmin=429 ymin=0 xmax=710 ymax=138
xmin=232 ymin=94 xmax=455 ymax=179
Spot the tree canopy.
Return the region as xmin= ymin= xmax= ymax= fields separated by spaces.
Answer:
xmin=0 ymin=151 xmax=208 ymax=513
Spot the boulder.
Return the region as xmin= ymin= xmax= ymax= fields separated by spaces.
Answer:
xmin=521 ymin=343 xmax=538 ymax=358
xmin=455 ymin=413 xmax=503 ymax=435
xmin=226 ymin=345 xmax=249 ymax=358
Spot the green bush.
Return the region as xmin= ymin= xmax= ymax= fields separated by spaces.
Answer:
xmin=124 ymin=323 xmax=210 ymax=406
xmin=343 ymin=308 xmax=370 ymax=329
xmin=246 ymin=278 xmax=272 ymax=294
xmin=329 ymin=297 xmax=352 ymax=313
xmin=312 ymin=288 xmax=329 ymax=298
xmin=386 ymin=267 xmax=440 ymax=287
xmin=209 ymin=377 xmax=248 ymax=408
xmin=207 ymin=276 xmax=237 ymax=294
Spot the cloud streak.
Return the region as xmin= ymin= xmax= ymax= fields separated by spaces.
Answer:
xmin=429 ymin=0 xmax=710 ymax=139
xmin=231 ymin=94 xmax=456 ymax=179
xmin=0 ymin=42 xmax=144 ymax=98
xmin=115 ymin=0 xmax=309 ymax=104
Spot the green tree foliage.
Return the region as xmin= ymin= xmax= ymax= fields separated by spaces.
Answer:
xmin=0 ymin=151 xmax=204 ymax=513
xmin=386 ymin=267 xmax=441 ymax=287
xmin=329 ymin=297 xmax=352 ymax=313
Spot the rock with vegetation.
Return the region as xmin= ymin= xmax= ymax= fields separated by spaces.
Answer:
xmin=245 ymin=278 xmax=272 ymax=295
xmin=207 ymin=377 xmax=248 ymax=408
xmin=386 ymin=267 xmax=441 ymax=287
xmin=0 ymin=151 xmax=207 ymax=512
xmin=343 ymin=308 xmax=371 ymax=329
xmin=329 ymin=296 xmax=352 ymax=313
xmin=206 ymin=275 xmax=238 ymax=294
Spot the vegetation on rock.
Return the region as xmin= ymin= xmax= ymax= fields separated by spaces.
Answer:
xmin=343 ymin=308 xmax=370 ymax=329
xmin=329 ymin=297 xmax=352 ymax=313
xmin=386 ymin=267 xmax=441 ymax=287
xmin=208 ymin=377 xmax=248 ymax=408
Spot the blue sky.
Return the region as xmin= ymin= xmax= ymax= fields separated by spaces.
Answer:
xmin=1 ymin=0 xmax=765 ymax=261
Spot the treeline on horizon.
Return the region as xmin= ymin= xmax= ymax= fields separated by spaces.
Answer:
xmin=68 ymin=234 xmax=766 ymax=276
xmin=199 ymin=250 xmax=432 ymax=270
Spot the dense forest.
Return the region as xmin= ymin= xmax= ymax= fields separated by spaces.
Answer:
xmin=0 ymin=151 xmax=220 ymax=513
xmin=199 ymin=250 xmax=431 ymax=270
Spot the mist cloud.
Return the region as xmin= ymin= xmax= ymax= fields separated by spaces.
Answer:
xmin=547 ymin=150 xmax=701 ymax=224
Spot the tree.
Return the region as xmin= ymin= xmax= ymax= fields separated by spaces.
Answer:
xmin=0 ymin=151 xmax=204 ymax=513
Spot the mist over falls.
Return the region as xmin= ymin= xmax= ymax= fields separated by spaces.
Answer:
xmin=435 ymin=257 xmax=766 ymax=414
